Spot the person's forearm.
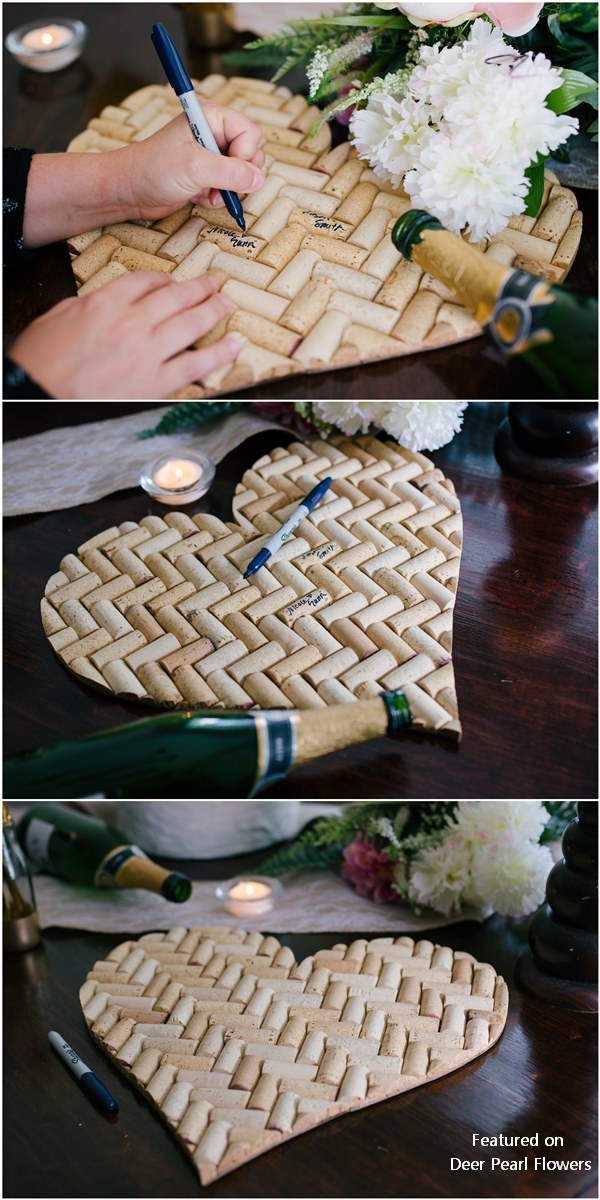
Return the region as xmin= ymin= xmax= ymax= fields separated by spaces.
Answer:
xmin=22 ymin=150 xmax=134 ymax=248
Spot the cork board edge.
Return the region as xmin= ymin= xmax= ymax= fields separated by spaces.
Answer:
xmin=80 ymin=986 xmax=508 ymax=1188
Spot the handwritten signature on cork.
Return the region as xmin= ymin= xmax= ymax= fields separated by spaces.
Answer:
xmin=303 ymin=211 xmax=346 ymax=233
xmin=209 ymin=227 xmax=258 ymax=251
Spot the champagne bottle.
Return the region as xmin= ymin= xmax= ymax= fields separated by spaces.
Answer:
xmin=4 ymin=690 xmax=413 ymax=800
xmin=391 ymin=210 xmax=598 ymax=399
xmin=3 ymin=802 xmax=41 ymax=952
xmin=16 ymin=804 xmax=192 ymax=901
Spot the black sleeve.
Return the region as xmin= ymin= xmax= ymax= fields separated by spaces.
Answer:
xmin=3 ymin=148 xmax=37 ymax=269
xmin=3 ymin=355 xmax=53 ymax=398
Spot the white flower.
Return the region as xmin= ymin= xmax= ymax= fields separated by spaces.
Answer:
xmin=311 ymin=402 xmax=381 ymax=436
xmin=469 ymin=839 xmax=552 ymax=917
xmin=380 ymin=402 xmax=468 ymax=451
xmin=307 ymin=45 xmax=331 ymax=100
xmin=375 ymin=3 xmax=544 ymax=36
xmin=409 ymin=835 xmax=470 ymax=917
xmin=454 ymin=801 xmax=549 ymax=848
xmin=311 ymin=402 xmax=467 ymax=451
xmin=349 ymin=18 xmax=578 ymax=240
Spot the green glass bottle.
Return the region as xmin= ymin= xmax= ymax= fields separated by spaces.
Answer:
xmin=392 ymin=210 xmax=598 ymax=399
xmin=3 ymin=691 xmax=414 ymax=800
xmin=16 ymin=804 xmax=192 ymax=902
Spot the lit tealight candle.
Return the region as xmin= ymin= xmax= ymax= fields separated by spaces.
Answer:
xmin=5 ymin=19 xmax=87 ymax=72
xmin=140 ymin=450 xmax=215 ymax=506
xmin=154 ymin=458 xmax=202 ymax=490
xmin=216 ymin=876 xmax=282 ymax=918
xmin=21 ymin=24 xmax=74 ymax=50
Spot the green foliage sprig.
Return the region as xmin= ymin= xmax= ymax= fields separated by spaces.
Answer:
xmin=138 ymin=401 xmax=242 ymax=438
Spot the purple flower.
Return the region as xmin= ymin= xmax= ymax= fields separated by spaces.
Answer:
xmin=251 ymin=402 xmax=318 ymax=437
xmin=341 ymin=835 xmax=401 ymax=904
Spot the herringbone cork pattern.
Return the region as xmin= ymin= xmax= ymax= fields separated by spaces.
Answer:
xmin=41 ymin=436 xmax=462 ymax=736
xmin=80 ymin=926 xmax=508 ymax=1184
xmin=66 ymin=75 xmax=581 ymax=400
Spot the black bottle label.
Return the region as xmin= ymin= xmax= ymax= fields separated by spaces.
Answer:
xmin=252 ymin=714 xmax=297 ymax=796
xmin=488 ymin=269 xmax=553 ymax=356
xmin=95 ymin=844 xmax=148 ymax=888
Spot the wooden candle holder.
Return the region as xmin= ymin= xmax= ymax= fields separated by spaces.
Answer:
xmin=516 ymin=802 xmax=598 ymax=1011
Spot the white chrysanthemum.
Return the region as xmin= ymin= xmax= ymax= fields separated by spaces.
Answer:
xmin=404 ymin=132 xmax=529 ymax=241
xmin=349 ymin=18 xmax=578 ymax=240
xmin=380 ymin=402 xmax=468 ymax=452
xmin=454 ymin=801 xmax=549 ymax=847
xmin=408 ymin=836 xmax=470 ymax=917
xmin=311 ymin=402 xmax=381 ymax=436
xmin=468 ymin=839 xmax=552 ymax=917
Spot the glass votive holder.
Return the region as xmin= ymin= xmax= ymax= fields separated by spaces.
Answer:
xmin=139 ymin=449 xmax=215 ymax=506
xmin=215 ymin=876 xmax=283 ymax=919
xmin=5 ymin=19 xmax=87 ymax=72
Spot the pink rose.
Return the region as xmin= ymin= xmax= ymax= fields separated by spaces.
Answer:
xmin=341 ymin=835 xmax=401 ymax=905
xmin=376 ymin=3 xmax=543 ymax=36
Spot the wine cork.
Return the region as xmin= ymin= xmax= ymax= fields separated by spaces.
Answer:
xmin=318 ymin=592 xmax=368 ymax=628
xmin=280 ymin=675 xmax=326 ymax=708
xmin=335 ymin=182 xmax=379 ymax=227
xmin=194 ymin=1119 xmax=231 ymax=1165
xmin=221 ymin=279 xmax=288 ymax=322
xmin=153 ymin=204 xmax=193 ymax=235
xmin=330 ymin=291 xmax=398 ymax=334
xmin=393 ymin=291 xmax=442 ymax=343
xmin=377 ymin=260 xmax=422 ymax=312
xmin=192 ymin=202 xmax=249 ymax=232
xmin=228 ymin=310 xmax=299 ymax=357
xmin=171 ymin=241 xmax=219 ymax=280
xmin=67 ymin=228 xmax=102 ymax=254
xmin=323 ymin=159 xmax=363 ymax=199
xmin=280 ymin=185 xmax=340 ymax=216
xmin=200 ymin=226 xmax=266 ymax=259
xmin=300 ymin=233 xmax=368 ymax=270
xmin=279 ymin=278 xmax=334 ymax=335
xmin=157 ymin=217 xmax=206 ymax=263
xmin=293 ymin=310 xmax=350 ymax=365
xmin=72 ymin=234 xmax=121 ymax=283
xmin=314 ymin=142 xmax=351 ymax=176
xmin=552 ymin=210 xmax=582 ymax=270
xmin=267 ymin=248 xmax=320 ymax=298
xmin=345 ymin=211 xmax=390 ymax=258
xmin=269 ymin=162 xmax=328 ymax=190
xmin=112 ymin=246 xmax=176 ymax=273
xmin=209 ymin=250 xmax=276 ymax=288
xmin=312 ymin=260 xmax=380 ymax=300
xmin=488 ymin=227 xmax=556 ymax=263
xmin=104 ymin=222 xmax=168 ymax=254
xmin=77 ymin=261 xmax=129 ymax=295
xmin=290 ymin=209 xmax=353 ymax=240
xmin=263 ymin=141 xmax=317 ymax=168
xmin=260 ymin=124 xmax=304 ymax=147
xmin=290 ymin=102 xmax=321 ymax=133
xmin=243 ymin=174 xmax=285 ymax=217
xmin=178 ymin=1099 xmax=212 ymax=1147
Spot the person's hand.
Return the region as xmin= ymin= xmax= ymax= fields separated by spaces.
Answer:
xmin=8 ymin=272 xmax=239 ymax=399
xmin=116 ymin=106 xmax=266 ymax=221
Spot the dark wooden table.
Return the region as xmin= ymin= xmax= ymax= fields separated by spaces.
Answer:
xmin=3 ymin=400 xmax=598 ymax=799
xmin=3 ymin=2 xmax=598 ymax=400
xmin=2 ymin=843 xmax=598 ymax=1200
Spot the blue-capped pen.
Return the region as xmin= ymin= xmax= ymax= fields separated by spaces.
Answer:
xmin=243 ymin=477 xmax=333 ymax=579
xmin=48 ymin=1030 xmax=119 ymax=1113
xmin=151 ymin=22 xmax=246 ymax=231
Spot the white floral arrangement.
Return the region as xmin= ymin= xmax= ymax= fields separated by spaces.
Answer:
xmin=258 ymin=801 xmax=575 ymax=919
xmin=239 ymin=2 xmax=598 ymax=242
xmin=142 ymin=400 xmax=469 ymax=454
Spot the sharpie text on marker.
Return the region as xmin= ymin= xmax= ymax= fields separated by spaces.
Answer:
xmin=48 ymin=1030 xmax=119 ymax=1113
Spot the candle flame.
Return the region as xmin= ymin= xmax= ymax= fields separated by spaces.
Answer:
xmin=41 ymin=32 xmax=53 ymax=45
xmin=175 ymin=467 xmax=183 ymax=482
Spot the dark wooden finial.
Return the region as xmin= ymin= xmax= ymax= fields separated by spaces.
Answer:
xmin=516 ymin=802 xmax=598 ymax=1011
xmin=494 ymin=403 xmax=598 ymax=486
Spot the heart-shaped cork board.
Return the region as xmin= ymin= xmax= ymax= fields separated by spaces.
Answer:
xmin=41 ymin=435 xmax=462 ymax=736
xmin=65 ymin=74 xmax=581 ymax=400
xmin=80 ymin=927 xmax=508 ymax=1185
